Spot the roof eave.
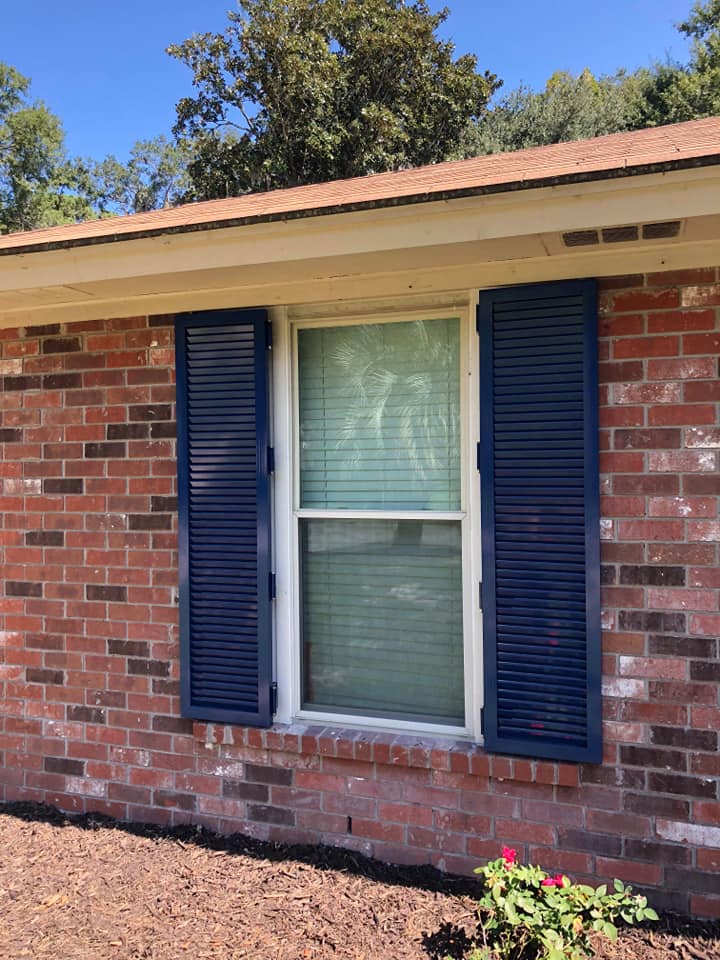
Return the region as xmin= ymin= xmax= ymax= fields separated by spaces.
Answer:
xmin=3 ymin=152 xmax=720 ymax=258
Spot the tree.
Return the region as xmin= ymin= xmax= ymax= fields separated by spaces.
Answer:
xmin=167 ymin=0 xmax=499 ymax=198
xmin=0 ymin=63 xmax=95 ymax=233
xmin=642 ymin=0 xmax=720 ymax=124
xmin=88 ymin=136 xmax=193 ymax=216
xmin=464 ymin=69 xmax=654 ymax=156
xmin=464 ymin=0 xmax=720 ymax=156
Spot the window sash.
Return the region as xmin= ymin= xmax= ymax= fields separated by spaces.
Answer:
xmin=300 ymin=516 xmax=465 ymax=725
xmin=297 ymin=318 xmax=461 ymax=511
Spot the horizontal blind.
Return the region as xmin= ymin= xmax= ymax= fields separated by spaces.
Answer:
xmin=301 ymin=519 xmax=464 ymax=724
xmin=299 ymin=318 xmax=460 ymax=510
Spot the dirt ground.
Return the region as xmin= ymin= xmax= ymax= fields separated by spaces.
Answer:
xmin=0 ymin=803 xmax=718 ymax=960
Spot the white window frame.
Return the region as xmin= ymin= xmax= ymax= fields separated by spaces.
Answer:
xmin=271 ymin=293 xmax=483 ymax=741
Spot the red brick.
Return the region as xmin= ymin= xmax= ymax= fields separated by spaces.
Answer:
xmin=691 ymin=895 xmax=720 ymax=919
xmin=649 ymin=451 xmax=716 ymax=473
xmin=587 ymin=810 xmax=651 ymax=837
xmin=520 ymin=798 xmax=582 ymax=826
xmin=647 ymin=357 xmax=717 ymax=380
xmin=378 ymin=802 xmax=433 ymax=826
xmin=647 ymin=268 xmax=716 ymax=286
xmin=683 ymin=331 xmax=720 ymax=355
xmin=681 ymin=283 xmax=720 ymax=306
xmin=647 ymin=542 xmax=716 ymax=564
xmin=649 ymin=404 xmax=717 ymax=426
xmin=686 ymin=428 xmax=720 ymax=450
xmin=684 ymin=380 xmax=720 ymax=402
xmin=687 ymin=521 xmax=720 ymax=542
xmin=401 ymin=784 xmax=458 ymax=808
xmin=599 ymin=313 xmax=644 ymax=337
xmin=612 ymin=288 xmax=680 ymax=312
xmin=648 ymin=497 xmax=716 ymax=518
xmin=599 ymin=452 xmax=645 ymax=473
xmin=683 ymin=474 xmax=720 ymax=495
xmin=411 ymin=826 xmax=467 ymax=855
xmin=647 ymin=587 xmax=717 ymax=611
xmin=689 ymin=567 xmax=720 ymax=588
xmin=528 ymin=847 xmax=593 ymax=876
xmin=614 ymin=335 xmax=678 ymax=359
xmin=496 ymin=819 xmax=555 ymax=846
xmin=617 ymin=519 xmax=684 ymax=541
xmin=689 ymin=614 xmax=720 ymax=636
xmin=352 ymin=818 xmax=405 ymax=843
xmin=647 ymin=308 xmax=716 ymax=332
xmin=432 ymin=812 xmax=486 ymax=838
xmin=336 ymin=776 xmax=399 ymax=804
xmin=323 ymin=793 xmax=375 ymax=817
xmin=599 ymin=361 xmax=645 ymax=384
xmin=600 ymin=496 xmax=645 ymax=517
xmin=596 ymin=857 xmax=662 ymax=885
xmin=294 ymin=771 xmax=346 ymax=793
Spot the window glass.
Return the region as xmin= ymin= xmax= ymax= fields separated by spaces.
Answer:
xmin=298 ymin=318 xmax=460 ymax=510
xmin=300 ymin=518 xmax=464 ymax=724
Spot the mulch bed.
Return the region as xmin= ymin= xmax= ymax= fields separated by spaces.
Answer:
xmin=0 ymin=802 xmax=718 ymax=959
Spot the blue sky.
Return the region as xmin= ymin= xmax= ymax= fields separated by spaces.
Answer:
xmin=4 ymin=0 xmax=692 ymax=161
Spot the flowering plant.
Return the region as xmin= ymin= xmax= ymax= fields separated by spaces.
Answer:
xmin=463 ymin=848 xmax=657 ymax=960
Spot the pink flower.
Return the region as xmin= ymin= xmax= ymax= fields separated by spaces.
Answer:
xmin=501 ymin=847 xmax=517 ymax=866
xmin=542 ymin=874 xmax=566 ymax=887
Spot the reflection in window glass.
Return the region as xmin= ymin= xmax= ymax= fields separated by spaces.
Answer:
xmin=301 ymin=519 xmax=464 ymax=724
xmin=299 ymin=318 xmax=460 ymax=510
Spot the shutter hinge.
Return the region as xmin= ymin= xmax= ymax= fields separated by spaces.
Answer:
xmin=267 ymin=445 xmax=275 ymax=474
xmin=269 ymin=572 xmax=277 ymax=600
xmin=265 ymin=319 xmax=273 ymax=349
xmin=476 ymin=441 xmax=481 ymax=471
xmin=478 ymin=581 xmax=483 ymax=610
xmin=270 ymin=681 xmax=278 ymax=714
xmin=480 ymin=707 xmax=485 ymax=734
xmin=475 ymin=306 xmax=481 ymax=335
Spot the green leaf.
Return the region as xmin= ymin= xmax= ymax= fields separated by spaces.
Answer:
xmin=165 ymin=0 xmax=499 ymax=200
xmin=644 ymin=908 xmax=659 ymax=921
xmin=613 ymin=878 xmax=625 ymax=893
xmin=603 ymin=922 xmax=618 ymax=940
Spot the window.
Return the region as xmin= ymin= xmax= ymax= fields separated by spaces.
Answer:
xmin=295 ymin=318 xmax=467 ymax=729
xmin=176 ymin=280 xmax=602 ymax=764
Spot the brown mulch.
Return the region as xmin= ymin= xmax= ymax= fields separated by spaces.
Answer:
xmin=0 ymin=803 xmax=718 ymax=960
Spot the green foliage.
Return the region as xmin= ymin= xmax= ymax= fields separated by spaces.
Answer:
xmin=87 ymin=136 xmax=193 ymax=216
xmin=463 ymin=69 xmax=654 ymax=156
xmin=458 ymin=849 xmax=658 ymax=960
xmin=642 ymin=0 xmax=720 ymax=124
xmin=466 ymin=0 xmax=720 ymax=155
xmin=167 ymin=0 xmax=498 ymax=199
xmin=0 ymin=63 xmax=95 ymax=233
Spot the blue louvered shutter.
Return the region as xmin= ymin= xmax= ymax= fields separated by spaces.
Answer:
xmin=478 ymin=280 xmax=601 ymax=763
xmin=175 ymin=309 xmax=272 ymax=726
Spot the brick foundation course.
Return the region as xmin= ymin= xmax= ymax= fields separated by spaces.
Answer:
xmin=0 ymin=272 xmax=718 ymax=916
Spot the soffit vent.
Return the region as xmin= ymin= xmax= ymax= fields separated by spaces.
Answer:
xmin=642 ymin=221 xmax=682 ymax=239
xmin=563 ymin=220 xmax=682 ymax=247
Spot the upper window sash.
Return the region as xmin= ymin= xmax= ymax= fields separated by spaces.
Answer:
xmin=296 ymin=317 xmax=461 ymax=512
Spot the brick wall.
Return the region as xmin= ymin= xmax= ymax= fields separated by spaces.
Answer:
xmin=0 ymin=271 xmax=718 ymax=916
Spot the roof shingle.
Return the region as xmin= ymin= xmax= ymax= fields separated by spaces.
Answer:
xmin=1 ymin=117 xmax=719 ymax=255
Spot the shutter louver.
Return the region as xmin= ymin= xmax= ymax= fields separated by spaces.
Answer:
xmin=478 ymin=280 xmax=601 ymax=763
xmin=176 ymin=309 xmax=272 ymax=727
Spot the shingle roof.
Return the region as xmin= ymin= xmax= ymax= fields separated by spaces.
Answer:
xmin=2 ymin=117 xmax=719 ymax=255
